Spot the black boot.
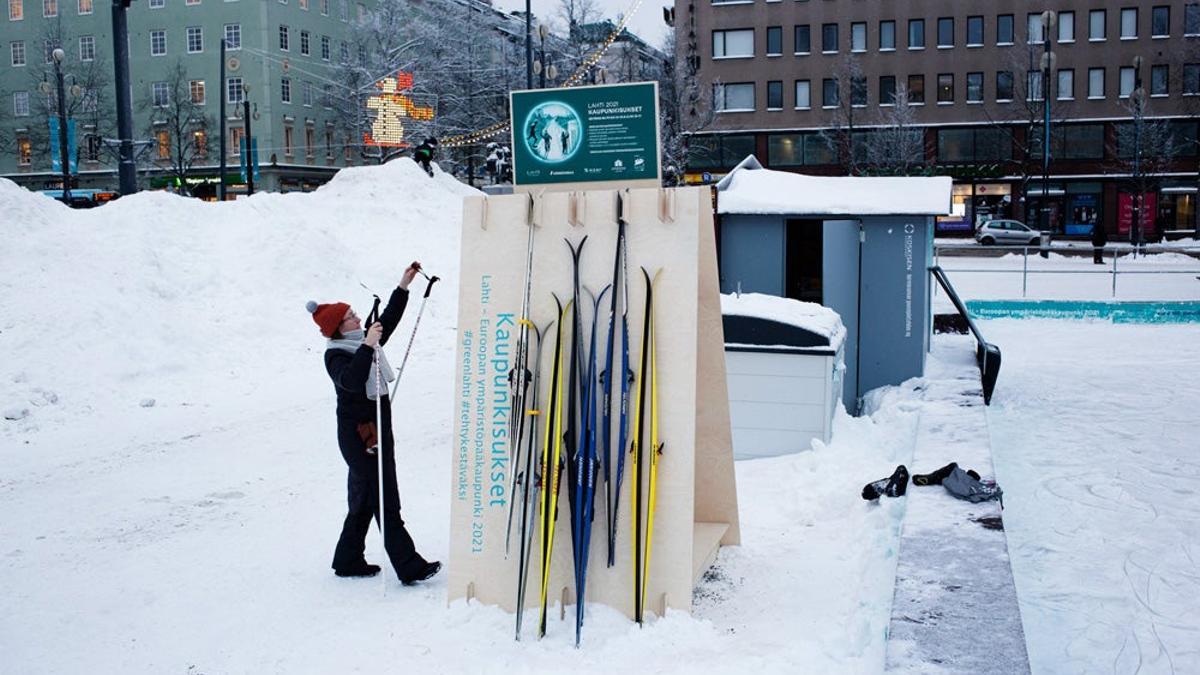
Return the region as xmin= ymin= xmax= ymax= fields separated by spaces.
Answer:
xmin=862 ymin=465 xmax=909 ymax=500
xmin=913 ymin=462 xmax=958 ymax=486
xmin=334 ymin=562 xmax=381 ymax=578
xmin=402 ymin=560 xmax=442 ymax=586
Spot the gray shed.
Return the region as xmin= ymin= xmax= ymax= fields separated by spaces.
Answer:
xmin=715 ymin=156 xmax=952 ymax=412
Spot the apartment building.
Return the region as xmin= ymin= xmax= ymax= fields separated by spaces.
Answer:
xmin=678 ymin=0 xmax=1200 ymax=237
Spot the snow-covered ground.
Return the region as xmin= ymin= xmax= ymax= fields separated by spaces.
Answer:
xmin=0 ymin=164 xmax=919 ymax=673
xmin=985 ymin=319 xmax=1200 ymax=674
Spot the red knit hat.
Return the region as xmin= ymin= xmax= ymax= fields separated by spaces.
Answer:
xmin=306 ymin=300 xmax=350 ymax=337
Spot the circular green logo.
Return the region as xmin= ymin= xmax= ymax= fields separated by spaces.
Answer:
xmin=522 ymin=101 xmax=583 ymax=163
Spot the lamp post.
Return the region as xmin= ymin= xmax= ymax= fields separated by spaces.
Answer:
xmin=1039 ymin=10 xmax=1056 ymax=234
xmin=51 ymin=48 xmax=72 ymax=205
xmin=524 ymin=0 xmax=532 ymax=89
xmin=243 ymin=83 xmax=254 ymax=196
xmin=1131 ymin=55 xmax=1145 ymax=253
xmin=219 ymin=37 xmax=227 ymax=201
xmin=110 ymin=0 xmax=136 ymax=196
xmin=533 ymin=25 xmax=558 ymax=89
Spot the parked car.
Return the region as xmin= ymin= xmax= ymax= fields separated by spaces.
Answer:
xmin=975 ymin=219 xmax=1042 ymax=246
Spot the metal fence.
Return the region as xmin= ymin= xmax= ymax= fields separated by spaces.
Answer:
xmin=933 ymin=243 xmax=1200 ymax=298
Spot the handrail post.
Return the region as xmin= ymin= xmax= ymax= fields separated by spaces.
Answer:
xmin=1022 ymin=246 xmax=1028 ymax=298
xmin=1111 ymin=248 xmax=1118 ymax=297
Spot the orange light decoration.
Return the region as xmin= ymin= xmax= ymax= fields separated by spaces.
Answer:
xmin=363 ymin=71 xmax=435 ymax=148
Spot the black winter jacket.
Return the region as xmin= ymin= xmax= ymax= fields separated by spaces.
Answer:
xmin=324 ymin=286 xmax=409 ymax=434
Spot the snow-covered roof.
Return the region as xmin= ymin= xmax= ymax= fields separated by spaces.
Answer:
xmin=721 ymin=292 xmax=846 ymax=351
xmin=716 ymin=155 xmax=952 ymax=216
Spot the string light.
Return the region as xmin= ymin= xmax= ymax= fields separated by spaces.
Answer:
xmin=440 ymin=0 xmax=646 ymax=149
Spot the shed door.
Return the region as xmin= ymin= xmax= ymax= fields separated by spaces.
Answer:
xmin=785 ymin=219 xmax=823 ymax=304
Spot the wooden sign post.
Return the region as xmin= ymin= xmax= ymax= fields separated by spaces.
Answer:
xmin=448 ymin=186 xmax=739 ymax=627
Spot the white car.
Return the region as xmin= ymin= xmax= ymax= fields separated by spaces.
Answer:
xmin=975 ymin=219 xmax=1042 ymax=246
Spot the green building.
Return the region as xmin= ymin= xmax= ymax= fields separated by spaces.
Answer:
xmin=1 ymin=0 xmax=391 ymax=197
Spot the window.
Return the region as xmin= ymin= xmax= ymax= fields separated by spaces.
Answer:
xmin=299 ymin=0 xmax=307 ymax=8
xmin=80 ymin=87 xmax=96 ymax=113
xmin=320 ymin=0 xmax=327 ymax=15
xmin=1189 ymin=4 xmax=1200 ymax=35
xmin=1152 ymin=7 xmax=1169 ymax=37
xmin=1028 ymin=70 xmax=1044 ymax=101
xmin=187 ymin=27 xmax=203 ymax=53
xmin=149 ymin=0 xmax=162 ymax=6
xmin=1120 ymin=8 xmax=1137 ymax=39
xmin=851 ymin=75 xmax=866 ymax=106
xmin=152 ymin=81 xmax=169 ymax=107
xmin=1151 ymin=65 xmax=1168 ymax=96
xmin=1186 ymin=64 xmax=1200 ymax=95
xmin=11 ymin=41 xmax=25 ymax=66
xmin=712 ymin=29 xmax=753 ymax=58
xmin=687 ymin=134 xmax=756 ymax=170
xmin=190 ymin=79 xmax=205 ymax=104
xmin=1033 ymin=124 xmax=1105 ymax=160
xmin=1090 ymin=10 xmax=1106 ymax=40
xmin=10 ymin=0 xmax=23 ymax=21
xmin=766 ymin=26 xmax=781 ymax=55
xmin=340 ymin=41 xmax=349 ymax=62
xmin=1089 ymin=68 xmax=1105 ymax=98
xmin=822 ymin=23 xmax=838 ymax=52
xmin=1059 ymin=12 xmax=1075 ymax=42
xmin=880 ymin=21 xmax=895 ymax=50
xmin=937 ymin=128 xmax=1012 ymax=162
xmin=967 ymin=16 xmax=983 ymax=46
xmin=151 ymin=29 xmax=166 ymax=56
xmin=908 ymin=74 xmax=925 ymax=104
xmin=325 ymin=128 xmax=334 ymax=158
xmin=77 ymin=0 xmax=91 ymax=14
xmin=322 ymin=84 xmax=332 ymax=108
xmin=281 ymin=77 xmax=291 ymax=103
xmin=851 ymin=22 xmax=866 ymax=51
xmin=300 ymin=30 xmax=310 ymax=56
xmin=78 ymin=35 xmax=94 ymax=61
xmin=937 ymin=17 xmax=953 ymax=47
xmin=339 ymin=0 xmax=347 ymax=21
xmin=1119 ymin=67 xmax=1135 ymax=97
xmin=997 ymin=71 xmax=1014 ymax=101
xmin=42 ymin=0 xmax=55 ymax=17
xmin=227 ymin=77 xmax=243 ymax=104
xmin=767 ymin=80 xmax=783 ymax=109
xmin=795 ymin=79 xmax=810 ymax=108
xmin=937 ymin=73 xmax=953 ymax=103
xmin=822 ymin=78 xmax=838 ymax=107
xmin=302 ymin=80 xmax=313 ymax=106
xmin=43 ymin=39 xmax=56 ymax=63
xmin=230 ymin=127 xmax=242 ymax=156
xmin=155 ymin=129 xmax=169 ymax=160
xmin=321 ymin=36 xmax=330 ymax=61
xmin=306 ymin=127 xmax=315 ymax=157
xmin=967 ymin=72 xmax=983 ymax=102
xmin=997 ymin=14 xmax=1014 ymax=44
xmin=279 ymin=25 xmax=289 ymax=51
xmin=714 ymin=82 xmax=754 ymax=111
xmin=794 ymin=25 xmax=810 ymax=54
xmin=879 ymin=75 xmax=896 ymax=105
xmin=908 ymin=19 xmax=925 ymax=49
xmin=13 ymin=91 xmax=29 ymax=117
xmin=1058 ymin=69 xmax=1074 ymax=100
xmin=1028 ymin=13 xmax=1044 ymax=44
xmin=224 ymin=24 xmax=241 ymax=50
xmin=18 ymin=137 xmax=32 ymax=165
xmin=193 ymin=130 xmax=207 ymax=158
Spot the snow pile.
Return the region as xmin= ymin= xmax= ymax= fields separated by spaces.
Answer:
xmin=721 ymin=292 xmax=846 ymax=348
xmin=1 ymin=165 xmax=933 ymax=673
xmin=716 ymin=156 xmax=951 ymax=216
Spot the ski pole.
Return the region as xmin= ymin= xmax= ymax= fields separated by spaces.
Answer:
xmin=373 ymin=345 xmax=387 ymax=595
xmin=390 ymin=273 xmax=440 ymax=399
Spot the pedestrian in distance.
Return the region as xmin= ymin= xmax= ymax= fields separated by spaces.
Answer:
xmin=414 ymin=138 xmax=438 ymax=177
xmin=1091 ymin=222 xmax=1108 ymax=265
xmin=306 ymin=261 xmax=441 ymax=586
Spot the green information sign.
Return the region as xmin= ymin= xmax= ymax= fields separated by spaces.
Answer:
xmin=510 ymin=82 xmax=660 ymax=186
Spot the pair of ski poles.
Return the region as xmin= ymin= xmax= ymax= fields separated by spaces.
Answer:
xmin=366 ymin=268 xmax=440 ymax=593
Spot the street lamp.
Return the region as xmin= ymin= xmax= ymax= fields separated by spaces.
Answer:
xmin=242 ymin=83 xmax=255 ymax=196
xmin=532 ymin=24 xmax=558 ymax=89
xmin=1131 ymin=55 xmax=1145 ymax=253
xmin=1039 ymin=10 xmax=1056 ymax=235
xmin=51 ymin=47 xmax=72 ymax=205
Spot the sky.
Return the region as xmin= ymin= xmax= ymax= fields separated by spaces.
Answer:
xmin=491 ymin=0 xmax=673 ymax=52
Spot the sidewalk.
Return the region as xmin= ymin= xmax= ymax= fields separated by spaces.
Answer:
xmin=884 ymin=337 xmax=1029 ymax=674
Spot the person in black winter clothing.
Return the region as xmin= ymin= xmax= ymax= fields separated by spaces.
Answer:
xmin=413 ymin=138 xmax=437 ymax=177
xmin=1091 ymin=223 xmax=1108 ymax=265
xmin=307 ymin=261 xmax=440 ymax=585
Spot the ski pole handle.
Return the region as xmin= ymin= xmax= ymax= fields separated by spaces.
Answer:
xmin=364 ymin=294 xmax=382 ymax=329
xmin=422 ymin=275 xmax=440 ymax=298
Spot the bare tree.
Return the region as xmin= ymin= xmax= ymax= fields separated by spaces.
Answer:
xmin=860 ymin=86 xmax=928 ymax=175
xmin=658 ymin=25 xmax=714 ymax=185
xmin=1109 ymin=94 xmax=1179 ymax=244
xmin=557 ymin=0 xmax=603 ymax=76
xmin=818 ymin=53 xmax=866 ymax=174
xmin=138 ymin=59 xmax=213 ymax=195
